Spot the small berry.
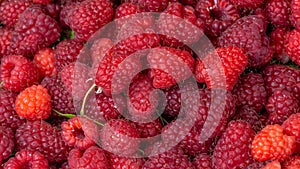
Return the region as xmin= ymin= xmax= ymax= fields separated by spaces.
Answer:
xmin=285 ymin=29 xmax=300 ymax=66
xmin=34 ymin=48 xmax=56 ymax=77
xmin=163 ymin=85 xmax=181 ymax=117
xmin=0 ymin=127 xmax=14 ymax=162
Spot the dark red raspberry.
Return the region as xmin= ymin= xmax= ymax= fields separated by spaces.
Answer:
xmin=229 ymin=0 xmax=264 ymax=9
xmin=41 ymin=75 xmax=75 ymax=114
xmin=218 ymin=15 xmax=273 ymax=67
xmin=4 ymin=149 xmax=49 ymax=169
xmin=0 ymin=127 xmax=14 ymax=162
xmin=0 ymin=89 xmax=25 ymax=131
xmin=133 ymin=119 xmax=162 ymax=138
xmin=193 ymin=154 xmax=212 ymax=169
xmin=270 ymin=28 xmax=290 ymax=63
xmin=195 ymin=46 xmax=248 ymax=91
xmin=15 ymin=120 xmax=71 ymax=163
xmin=44 ymin=3 xmax=61 ymax=20
xmin=282 ymin=156 xmax=300 ymax=169
xmin=11 ymin=6 xmax=61 ymax=57
xmin=66 ymin=0 xmax=114 ymax=41
xmin=107 ymin=153 xmax=145 ymax=169
xmin=137 ymin=0 xmax=171 ymax=12
xmin=163 ymin=85 xmax=181 ymax=117
xmin=0 ymin=55 xmax=41 ymax=92
xmin=212 ymin=120 xmax=255 ymax=169
xmin=34 ymin=48 xmax=56 ymax=77
xmin=32 ymin=0 xmax=52 ymax=5
xmin=195 ymin=0 xmax=239 ymax=37
xmin=262 ymin=64 xmax=300 ymax=100
xmin=59 ymin=2 xmax=79 ymax=28
xmin=0 ymin=0 xmax=32 ymax=28
xmin=245 ymin=161 xmax=268 ymax=169
xmin=266 ymin=89 xmax=299 ymax=124
xmin=115 ymin=2 xmax=143 ymax=28
xmin=90 ymin=38 xmax=113 ymax=65
xmin=291 ymin=0 xmax=300 ymax=29
xmin=178 ymin=0 xmax=198 ymax=6
xmin=266 ymin=0 xmax=291 ymax=27
xmin=285 ymin=29 xmax=300 ymax=66
xmin=148 ymin=46 xmax=195 ymax=89
xmin=99 ymin=119 xmax=140 ymax=156
xmin=0 ymin=28 xmax=13 ymax=58
xmin=68 ymin=146 xmax=108 ymax=169
xmin=61 ymin=116 xmax=99 ymax=150
xmin=54 ymin=39 xmax=84 ymax=72
xmin=232 ymin=73 xmax=267 ymax=112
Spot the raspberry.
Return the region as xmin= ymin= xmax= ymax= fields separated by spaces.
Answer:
xmin=11 ymin=6 xmax=61 ymax=57
xmin=0 ymin=55 xmax=41 ymax=92
xmin=266 ymin=0 xmax=291 ymax=27
xmin=270 ymin=28 xmax=290 ymax=63
xmin=107 ymin=153 xmax=145 ymax=169
xmin=33 ymin=48 xmax=56 ymax=77
xmin=212 ymin=120 xmax=255 ymax=169
xmin=218 ymin=15 xmax=273 ymax=67
xmin=232 ymin=73 xmax=267 ymax=112
xmin=0 ymin=28 xmax=13 ymax=58
xmin=245 ymin=161 xmax=268 ymax=169
xmin=0 ymin=0 xmax=32 ymax=28
xmin=99 ymin=119 xmax=140 ymax=156
xmin=282 ymin=156 xmax=300 ymax=169
xmin=54 ymin=39 xmax=84 ymax=72
xmin=59 ymin=2 xmax=79 ymax=28
xmin=229 ymin=0 xmax=264 ymax=9
xmin=285 ymin=29 xmax=300 ymax=66
xmin=133 ymin=119 xmax=162 ymax=138
xmin=138 ymin=0 xmax=171 ymax=12
xmin=193 ymin=154 xmax=212 ymax=169
xmin=263 ymin=64 xmax=300 ymax=99
xmin=291 ymin=0 xmax=300 ymax=29
xmin=282 ymin=113 xmax=300 ymax=154
xmin=178 ymin=0 xmax=198 ymax=6
xmin=68 ymin=146 xmax=108 ymax=169
xmin=3 ymin=149 xmax=49 ymax=169
xmin=147 ymin=46 xmax=195 ymax=89
xmin=90 ymin=38 xmax=113 ymax=65
xmin=41 ymin=75 xmax=75 ymax=114
xmin=66 ymin=0 xmax=114 ymax=41
xmin=115 ymin=2 xmax=143 ymax=28
xmin=163 ymin=85 xmax=181 ymax=117
xmin=15 ymin=120 xmax=71 ymax=163
xmin=262 ymin=161 xmax=281 ymax=169
xmin=251 ymin=124 xmax=296 ymax=162
xmin=195 ymin=46 xmax=248 ymax=91
xmin=15 ymin=85 xmax=51 ymax=121
xmin=195 ymin=0 xmax=239 ymax=37
xmin=32 ymin=0 xmax=52 ymax=5
xmin=0 ymin=127 xmax=14 ymax=162
xmin=266 ymin=89 xmax=299 ymax=124
xmin=0 ymin=89 xmax=25 ymax=131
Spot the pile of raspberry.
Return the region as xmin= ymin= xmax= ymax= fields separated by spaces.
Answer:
xmin=0 ymin=0 xmax=300 ymax=168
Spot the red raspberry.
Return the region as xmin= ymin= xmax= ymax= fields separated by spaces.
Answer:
xmin=229 ymin=0 xmax=264 ymax=9
xmin=291 ymin=0 xmax=300 ymax=29
xmin=163 ymin=85 xmax=181 ymax=117
xmin=115 ymin=2 xmax=143 ymax=28
xmin=15 ymin=85 xmax=51 ymax=121
xmin=54 ymin=39 xmax=84 ymax=72
xmin=178 ymin=0 xmax=198 ymax=6
xmin=266 ymin=0 xmax=291 ymax=27
xmin=282 ymin=156 xmax=300 ymax=169
xmin=0 ymin=28 xmax=13 ymax=58
xmin=195 ymin=0 xmax=239 ymax=37
xmin=138 ymin=0 xmax=171 ymax=12
xmin=44 ymin=3 xmax=62 ymax=21
xmin=99 ymin=119 xmax=140 ymax=156
xmin=232 ymin=73 xmax=267 ymax=112
xmin=282 ymin=113 xmax=300 ymax=154
xmin=32 ymin=0 xmax=52 ymax=5
xmin=245 ymin=161 xmax=268 ymax=169
xmin=15 ymin=120 xmax=71 ymax=163
xmin=195 ymin=46 xmax=248 ymax=91
xmin=68 ymin=146 xmax=108 ymax=169
xmin=0 ymin=0 xmax=32 ymax=28
xmin=285 ymin=29 xmax=300 ymax=66
xmin=266 ymin=89 xmax=299 ymax=124
xmin=0 ymin=89 xmax=25 ymax=131
xmin=59 ymin=2 xmax=79 ymax=28
xmin=0 ymin=127 xmax=14 ymax=163
xmin=66 ymin=0 xmax=114 ymax=41
xmin=218 ymin=15 xmax=273 ymax=67
xmin=61 ymin=116 xmax=99 ymax=150
xmin=107 ymin=153 xmax=145 ymax=169
xmin=262 ymin=161 xmax=281 ymax=169
xmin=11 ymin=6 xmax=61 ymax=57
xmin=212 ymin=120 xmax=255 ymax=168
xmin=193 ymin=154 xmax=212 ymax=169
xmin=4 ymin=149 xmax=49 ymax=169
xmin=133 ymin=119 xmax=162 ymax=138
xmin=0 ymin=55 xmax=41 ymax=92
xmin=148 ymin=46 xmax=195 ymax=89
xmin=90 ymin=38 xmax=113 ymax=65
xmin=34 ymin=48 xmax=56 ymax=77
xmin=251 ymin=124 xmax=296 ymax=162
xmin=270 ymin=28 xmax=290 ymax=63
xmin=41 ymin=75 xmax=75 ymax=114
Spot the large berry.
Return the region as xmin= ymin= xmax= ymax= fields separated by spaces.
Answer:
xmin=15 ymin=85 xmax=51 ymax=121
xmin=218 ymin=15 xmax=273 ymax=67
xmin=15 ymin=120 xmax=71 ymax=163
xmin=0 ymin=55 xmax=41 ymax=92
xmin=3 ymin=149 xmax=49 ymax=169
xmin=0 ymin=127 xmax=14 ymax=162
xmin=0 ymin=28 xmax=13 ymax=58
xmin=34 ymin=48 xmax=56 ymax=77
xmin=68 ymin=146 xmax=109 ymax=169
xmin=266 ymin=0 xmax=291 ymax=27
xmin=251 ymin=124 xmax=296 ymax=162
xmin=291 ymin=0 xmax=300 ymax=29
xmin=212 ymin=120 xmax=255 ymax=169
xmin=232 ymin=73 xmax=267 ymax=112
xmin=195 ymin=46 xmax=248 ymax=91
xmin=285 ymin=29 xmax=300 ymax=66
xmin=193 ymin=154 xmax=212 ymax=169
xmin=107 ymin=153 xmax=145 ymax=169
xmin=66 ymin=0 xmax=114 ymax=41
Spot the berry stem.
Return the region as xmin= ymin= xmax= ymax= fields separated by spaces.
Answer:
xmin=80 ymin=83 xmax=97 ymax=116
xmin=52 ymin=109 xmax=75 ymax=118
xmin=0 ymin=81 xmax=3 ymax=89
xmin=82 ymin=115 xmax=104 ymax=127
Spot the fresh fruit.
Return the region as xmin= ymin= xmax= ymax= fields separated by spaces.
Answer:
xmin=193 ymin=154 xmax=212 ymax=169
xmin=291 ymin=0 xmax=300 ymax=29
xmin=33 ymin=48 xmax=56 ymax=77
xmin=229 ymin=0 xmax=264 ymax=9
xmin=285 ymin=29 xmax=300 ymax=66
xmin=270 ymin=28 xmax=290 ymax=63
xmin=0 ymin=28 xmax=13 ymax=58
xmin=282 ymin=113 xmax=300 ymax=154
xmin=282 ymin=156 xmax=300 ymax=169
xmin=107 ymin=153 xmax=145 ymax=169
xmin=0 ymin=127 xmax=15 ymax=163
xmin=266 ymin=0 xmax=291 ymax=27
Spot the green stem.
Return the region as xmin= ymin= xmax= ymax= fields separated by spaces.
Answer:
xmin=80 ymin=84 xmax=97 ymax=116
xmin=52 ymin=109 xmax=75 ymax=118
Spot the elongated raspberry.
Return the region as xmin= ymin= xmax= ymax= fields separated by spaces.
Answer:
xmin=0 ymin=127 xmax=14 ymax=163
xmin=15 ymin=85 xmax=51 ymax=120
xmin=270 ymin=28 xmax=290 ymax=63
xmin=0 ymin=28 xmax=13 ymax=58
xmin=34 ymin=48 xmax=56 ymax=77
xmin=266 ymin=0 xmax=291 ymax=27
xmin=0 ymin=55 xmax=41 ymax=92
xmin=3 ymin=149 xmax=49 ymax=169
xmin=107 ymin=153 xmax=145 ymax=169
xmin=195 ymin=46 xmax=248 ymax=91
xmin=282 ymin=156 xmax=300 ymax=169
xmin=291 ymin=0 xmax=300 ymax=29
xmin=251 ymin=124 xmax=296 ymax=162
xmin=68 ymin=146 xmax=108 ymax=169
xmin=193 ymin=154 xmax=212 ymax=169
xmin=15 ymin=120 xmax=71 ymax=163
xmin=285 ymin=29 xmax=300 ymax=66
